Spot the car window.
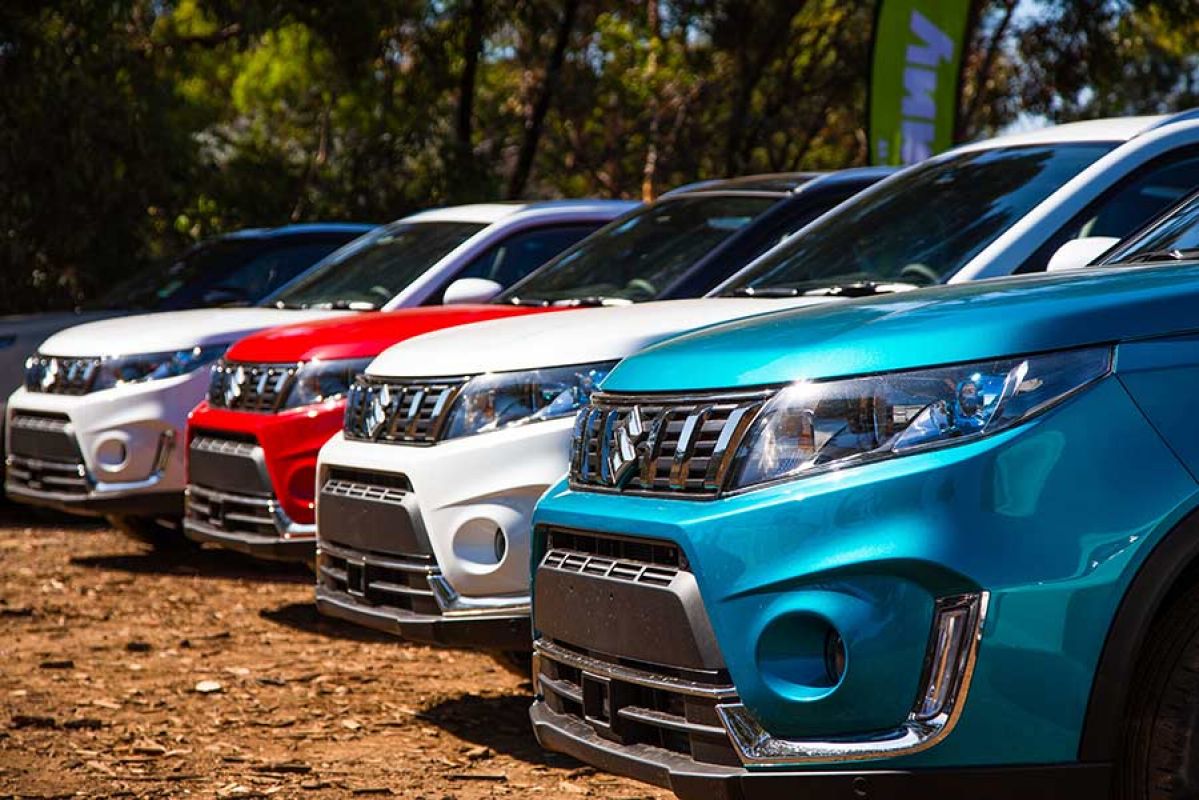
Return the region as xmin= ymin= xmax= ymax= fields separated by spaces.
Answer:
xmin=497 ymin=195 xmax=779 ymax=305
xmin=452 ymin=225 xmax=600 ymax=288
xmin=197 ymin=242 xmax=347 ymax=305
xmin=721 ymin=143 xmax=1114 ymax=295
xmin=1021 ymin=149 xmax=1199 ymax=272
xmin=271 ymin=221 xmax=485 ymax=309
xmin=1106 ymin=191 xmax=1199 ymax=262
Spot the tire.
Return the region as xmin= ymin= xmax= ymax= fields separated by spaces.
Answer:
xmin=1116 ymin=582 xmax=1199 ymax=799
xmin=106 ymin=515 xmax=195 ymax=551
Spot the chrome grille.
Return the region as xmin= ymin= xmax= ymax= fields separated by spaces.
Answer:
xmin=6 ymin=455 xmax=89 ymax=496
xmin=208 ymin=362 xmax=297 ymax=412
xmin=317 ymin=540 xmax=438 ymax=614
xmin=24 ymin=355 xmax=101 ymax=395
xmin=535 ymin=640 xmax=740 ymax=767
xmin=568 ymin=390 xmax=772 ymax=497
xmin=186 ymin=484 xmax=277 ymax=537
xmin=342 ymin=376 xmax=469 ymax=445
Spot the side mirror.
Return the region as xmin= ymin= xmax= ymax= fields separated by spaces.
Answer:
xmin=201 ymin=286 xmax=252 ymax=307
xmin=443 ymin=277 xmax=503 ymax=305
xmin=1046 ymin=236 xmax=1121 ymax=273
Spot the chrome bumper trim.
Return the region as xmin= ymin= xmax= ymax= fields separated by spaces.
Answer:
xmin=533 ymin=638 xmax=738 ymax=701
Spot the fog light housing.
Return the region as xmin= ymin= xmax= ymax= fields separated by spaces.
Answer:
xmin=718 ymin=591 xmax=988 ymax=765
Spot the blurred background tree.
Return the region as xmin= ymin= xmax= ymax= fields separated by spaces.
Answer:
xmin=0 ymin=0 xmax=1196 ymax=312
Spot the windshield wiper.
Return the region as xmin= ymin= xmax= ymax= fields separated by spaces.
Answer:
xmin=501 ymin=296 xmax=551 ymax=307
xmin=1119 ymin=248 xmax=1199 ymax=264
xmin=727 ymin=287 xmax=799 ymax=298
xmin=550 ymin=296 xmax=633 ymax=307
xmin=729 ymin=282 xmax=920 ymax=299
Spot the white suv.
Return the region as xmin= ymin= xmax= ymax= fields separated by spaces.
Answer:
xmin=4 ymin=201 xmax=632 ymax=532
xmin=313 ymin=113 xmax=1199 ymax=650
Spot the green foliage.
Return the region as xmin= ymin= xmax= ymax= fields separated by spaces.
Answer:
xmin=0 ymin=0 xmax=1196 ymax=312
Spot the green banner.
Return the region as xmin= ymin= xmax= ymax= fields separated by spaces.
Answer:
xmin=869 ymin=1 xmax=973 ymax=165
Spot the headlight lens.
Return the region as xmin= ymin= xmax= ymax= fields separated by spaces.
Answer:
xmin=280 ymin=357 xmax=373 ymax=409
xmin=442 ymin=361 xmax=615 ymax=440
xmin=727 ymin=347 xmax=1111 ymax=491
xmin=93 ymin=347 xmax=229 ymax=390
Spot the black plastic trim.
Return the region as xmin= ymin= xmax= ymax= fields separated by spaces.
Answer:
xmin=5 ymin=484 xmax=183 ymax=518
xmin=183 ymin=519 xmax=313 ymax=562
xmin=315 ymin=586 xmax=530 ymax=650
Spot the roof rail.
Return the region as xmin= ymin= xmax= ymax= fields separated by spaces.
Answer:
xmin=1147 ymin=108 xmax=1199 ymax=132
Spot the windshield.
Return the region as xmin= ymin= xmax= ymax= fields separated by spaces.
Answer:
xmin=723 ymin=143 xmax=1115 ymax=296
xmin=497 ymin=194 xmax=778 ymax=305
xmin=1105 ymin=191 xmax=1199 ymax=264
xmin=88 ymin=238 xmax=332 ymax=311
xmin=271 ymin=221 xmax=485 ymax=309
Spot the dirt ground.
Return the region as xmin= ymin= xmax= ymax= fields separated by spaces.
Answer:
xmin=0 ymin=506 xmax=671 ymax=800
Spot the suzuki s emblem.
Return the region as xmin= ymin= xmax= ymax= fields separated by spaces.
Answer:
xmin=608 ymin=406 xmax=648 ymax=487
xmin=365 ymin=385 xmax=392 ymax=437
xmin=224 ymin=366 xmax=246 ymax=407
xmin=40 ymin=358 xmax=59 ymax=391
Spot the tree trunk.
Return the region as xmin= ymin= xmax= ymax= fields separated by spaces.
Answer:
xmin=456 ymin=0 xmax=485 ymax=153
xmin=507 ymin=0 xmax=580 ymax=199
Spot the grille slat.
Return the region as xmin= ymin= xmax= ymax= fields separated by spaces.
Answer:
xmin=186 ymin=484 xmax=278 ymax=537
xmin=24 ymin=356 xmax=101 ymax=395
xmin=208 ymin=363 xmax=297 ymax=413
xmin=568 ymin=391 xmax=771 ymax=498
xmin=342 ymin=376 xmax=469 ymax=446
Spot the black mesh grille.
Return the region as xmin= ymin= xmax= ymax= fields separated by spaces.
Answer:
xmin=545 ymin=528 xmax=683 ymax=569
xmin=568 ymin=391 xmax=771 ymax=497
xmin=342 ymin=376 xmax=469 ymax=445
xmin=208 ymin=362 xmax=297 ymax=412
xmin=24 ymin=356 xmax=101 ymax=395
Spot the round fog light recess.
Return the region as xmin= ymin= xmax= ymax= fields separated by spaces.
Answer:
xmin=756 ymin=612 xmax=845 ymax=699
xmin=96 ymin=439 xmax=127 ymax=469
xmin=452 ymin=517 xmax=507 ymax=567
xmin=288 ymin=465 xmax=316 ymax=504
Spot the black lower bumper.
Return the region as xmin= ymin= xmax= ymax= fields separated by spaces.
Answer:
xmin=5 ymin=483 xmax=183 ymax=519
xmin=183 ymin=518 xmax=315 ymax=562
xmin=315 ymin=586 xmax=530 ymax=650
xmin=529 ymin=702 xmax=1113 ymax=800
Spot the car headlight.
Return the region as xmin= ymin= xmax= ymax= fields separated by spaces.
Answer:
xmin=727 ymin=347 xmax=1112 ymax=491
xmin=442 ymin=362 xmax=616 ymax=440
xmin=26 ymin=347 xmax=228 ymax=393
xmin=280 ymin=358 xmax=373 ymax=409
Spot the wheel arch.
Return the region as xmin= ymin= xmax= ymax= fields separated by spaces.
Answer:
xmin=1080 ymin=504 xmax=1199 ymax=762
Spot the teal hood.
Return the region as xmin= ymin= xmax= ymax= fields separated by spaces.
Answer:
xmin=604 ymin=262 xmax=1199 ymax=392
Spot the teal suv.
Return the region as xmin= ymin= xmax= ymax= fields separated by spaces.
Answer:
xmin=528 ymin=204 xmax=1199 ymax=799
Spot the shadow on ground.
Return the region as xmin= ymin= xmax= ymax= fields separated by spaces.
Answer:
xmin=260 ymin=601 xmax=399 ymax=643
xmin=421 ymin=692 xmax=579 ymax=768
xmin=0 ymin=501 xmax=106 ymax=531
xmin=71 ymin=544 xmax=312 ymax=584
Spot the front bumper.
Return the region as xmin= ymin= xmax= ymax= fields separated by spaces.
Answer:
xmin=529 ymin=378 xmax=1199 ymax=778
xmin=530 ymin=702 xmax=1111 ymax=800
xmin=182 ymin=401 xmax=346 ymax=560
xmin=313 ymin=420 xmax=574 ymax=648
xmin=5 ymin=378 xmax=202 ymax=518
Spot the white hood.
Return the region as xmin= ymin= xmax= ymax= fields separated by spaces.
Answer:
xmin=37 ymin=308 xmax=347 ymax=357
xmin=367 ymin=298 xmax=832 ymax=377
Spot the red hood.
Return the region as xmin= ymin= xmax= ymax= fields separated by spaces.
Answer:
xmin=225 ymin=305 xmax=557 ymax=362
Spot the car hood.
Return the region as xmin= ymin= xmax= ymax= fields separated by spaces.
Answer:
xmin=225 ymin=305 xmax=559 ymax=363
xmin=367 ymin=298 xmax=830 ymax=378
xmin=605 ymin=263 xmax=1199 ymax=392
xmin=38 ymin=308 xmax=347 ymax=357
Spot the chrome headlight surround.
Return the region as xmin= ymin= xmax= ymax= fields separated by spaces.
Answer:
xmin=280 ymin=357 xmax=373 ymax=410
xmin=442 ymin=361 xmax=616 ymax=441
xmin=725 ymin=347 xmax=1112 ymax=492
